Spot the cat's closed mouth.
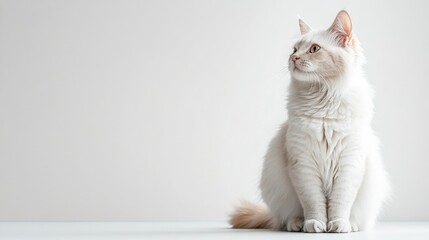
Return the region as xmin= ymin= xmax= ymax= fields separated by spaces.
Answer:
xmin=293 ymin=66 xmax=309 ymax=73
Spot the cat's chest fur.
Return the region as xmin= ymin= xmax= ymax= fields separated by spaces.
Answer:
xmin=288 ymin=115 xmax=351 ymax=161
xmin=287 ymin=117 xmax=354 ymax=196
xmin=286 ymin=86 xmax=364 ymax=195
xmin=288 ymin=87 xmax=354 ymax=154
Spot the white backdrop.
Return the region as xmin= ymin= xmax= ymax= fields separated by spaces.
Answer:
xmin=1 ymin=0 xmax=429 ymax=221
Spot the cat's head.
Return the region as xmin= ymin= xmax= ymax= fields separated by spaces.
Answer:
xmin=289 ymin=10 xmax=362 ymax=83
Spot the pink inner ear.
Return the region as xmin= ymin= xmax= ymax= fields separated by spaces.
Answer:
xmin=329 ymin=10 xmax=352 ymax=46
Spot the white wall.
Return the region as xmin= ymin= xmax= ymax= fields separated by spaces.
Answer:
xmin=1 ymin=0 xmax=429 ymax=221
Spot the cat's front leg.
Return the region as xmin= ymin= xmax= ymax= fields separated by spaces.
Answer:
xmin=327 ymin=151 xmax=365 ymax=233
xmin=288 ymin=156 xmax=328 ymax=233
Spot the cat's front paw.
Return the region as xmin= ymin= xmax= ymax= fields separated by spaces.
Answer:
xmin=286 ymin=217 xmax=304 ymax=232
xmin=303 ymin=219 xmax=326 ymax=233
xmin=327 ymin=218 xmax=352 ymax=233
xmin=351 ymin=222 xmax=359 ymax=232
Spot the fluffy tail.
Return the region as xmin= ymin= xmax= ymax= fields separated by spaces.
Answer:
xmin=229 ymin=201 xmax=273 ymax=229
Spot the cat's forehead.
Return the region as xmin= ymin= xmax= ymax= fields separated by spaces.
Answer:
xmin=294 ymin=30 xmax=333 ymax=48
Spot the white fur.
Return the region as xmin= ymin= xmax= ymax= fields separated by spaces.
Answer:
xmin=258 ymin=11 xmax=390 ymax=233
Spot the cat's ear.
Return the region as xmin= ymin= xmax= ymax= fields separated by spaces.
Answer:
xmin=299 ymin=18 xmax=312 ymax=35
xmin=329 ymin=10 xmax=352 ymax=47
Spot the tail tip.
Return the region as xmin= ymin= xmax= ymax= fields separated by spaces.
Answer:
xmin=229 ymin=200 xmax=273 ymax=229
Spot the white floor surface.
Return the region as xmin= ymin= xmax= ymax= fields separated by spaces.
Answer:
xmin=0 ymin=222 xmax=428 ymax=240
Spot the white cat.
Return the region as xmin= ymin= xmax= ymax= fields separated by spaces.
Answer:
xmin=229 ymin=10 xmax=389 ymax=233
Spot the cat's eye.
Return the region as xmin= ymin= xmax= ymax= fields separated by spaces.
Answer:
xmin=309 ymin=44 xmax=321 ymax=53
xmin=292 ymin=47 xmax=297 ymax=54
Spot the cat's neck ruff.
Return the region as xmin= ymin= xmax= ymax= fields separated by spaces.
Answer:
xmin=287 ymin=71 xmax=373 ymax=123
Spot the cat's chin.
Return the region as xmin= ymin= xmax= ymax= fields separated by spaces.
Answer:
xmin=290 ymin=67 xmax=318 ymax=82
xmin=291 ymin=71 xmax=317 ymax=82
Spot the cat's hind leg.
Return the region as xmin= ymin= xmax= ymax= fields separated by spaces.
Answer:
xmin=260 ymin=123 xmax=304 ymax=232
xmin=350 ymin=147 xmax=389 ymax=231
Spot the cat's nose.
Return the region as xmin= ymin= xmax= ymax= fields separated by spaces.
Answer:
xmin=292 ymin=55 xmax=300 ymax=62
